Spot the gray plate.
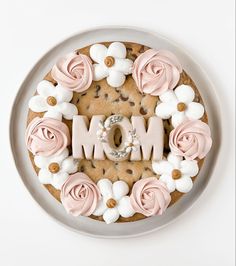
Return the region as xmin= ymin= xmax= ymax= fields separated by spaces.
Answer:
xmin=9 ymin=26 xmax=222 ymax=238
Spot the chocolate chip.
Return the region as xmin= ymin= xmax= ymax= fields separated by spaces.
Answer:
xmin=102 ymin=169 xmax=105 ymax=175
xmin=81 ymin=93 xmax=87 ymax=96
xmin=120 ymin=94 xmax=129 ymax=101
xmin=80 ymin=165 xmax=84 ymax=172
xmin=76 ymin=98 xmax=80 ymax=104
xmin=140 ymin=107 xmax=147 ymax=115
xmin=115 ymin=87 xmax=120 ymax=93
xmin=131 ymin=53 xmax=137 ymax=59
xmin=126 ymin=169 xmax=133 ymax=174
xmin=139 ymin=45 xmax=145 ymax=53
xmin=94 ymin=95 xmax=99 ymax=98
xmin=95 ymin=85 xmax=101 ymax=92
xmin=113 ymin=98 xmax=120 ymax=103
xmin=129 ymin=101 xmax=135 ymax=106
xmin=104 ymin=93 xmax=108 ymax=99
xmin=144 ymin=167 xmax=151 ymax=171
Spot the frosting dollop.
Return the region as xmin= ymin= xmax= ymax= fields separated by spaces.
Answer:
xmin=132 ymin=49 xmax=182 ymax=96
xmin=130 ymin=177 xmax=171 ymax=217
xmin=51 ymin=52 xmax=93 ymax=93
xmin=169 ymin=119 xmax=212 ymax=160
xmin=25 ymin=117 xmax=70 ymax=156
xmin=60 ymin=172 xmax=101 ymax=216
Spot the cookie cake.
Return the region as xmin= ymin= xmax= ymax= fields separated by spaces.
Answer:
xmin=25 ymin=41 xmax=212 ymax=224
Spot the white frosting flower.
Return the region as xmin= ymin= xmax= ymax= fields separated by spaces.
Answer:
xmin=124 ymin=133 xmax=140 ymax=153
xmin=29 ymin=80 xmax=78 ymax=120
xmin=96 ymin=121 xmax=111 ymax=141
xmin=152 ymin=152 xmax=199 ymax=193
xmin=34 ymin=148 xmax=78 ymax=190
xmin=93 ymin=179 xmax=135 ymax=224
xmin=155 ymin=85 xmax=204 ymax=127
xmin=90 ymin=42 xmax=133 ymax=87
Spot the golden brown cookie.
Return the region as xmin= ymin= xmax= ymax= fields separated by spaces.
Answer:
xmin=27 ymin=42 xmax=208 ymax=222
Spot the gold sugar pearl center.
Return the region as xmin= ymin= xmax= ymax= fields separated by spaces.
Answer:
xmin=177 ymin=102 xmax=187 ymax=112
xmin=47 ymin=96 xmax=57 ymax=106
xmin=48 ymin=162 xmax=60 ymax=174
xmin=106 ymin=198 xmax=117 ymax=208
xmin=104 ymin=56 xmax=115 ymax=67
xmin=172 ymin=169 xmax=182 ymax=180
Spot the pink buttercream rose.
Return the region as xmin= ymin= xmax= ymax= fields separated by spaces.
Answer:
xmin=25 ymin=117 xmax=70 ymax=156
xmin=169 ymin=119 xmax=212 ymax=160
xmin=132 ymin=49 xmax=182 ymax=96
xmin=60 ymin=173 xmax=101 ymax=216
xmin=130 ymin=177 xmax=171 ymax=217
xmin=51 ymin=52 xmax=93 ymax=92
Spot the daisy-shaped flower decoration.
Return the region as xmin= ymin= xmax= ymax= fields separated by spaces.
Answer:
xmin=90 ymin=42 xmax=133 ymax=87
xmin=96 ymin=120 xmax=111 ymax=142
xmin=124 ymin=130 xmax=140 ymax=152
xmin=34 ymin=148 xmax=78 ymax=190
xmin=93 ymin=179 xmax=135 ymax=224
xmin=29 ymin=80 xmax=78 ymax=121
xmin=155 ymin=84 xmax=204 ymax=127
xmin=152 ymin=152 xmax=199 ymax=193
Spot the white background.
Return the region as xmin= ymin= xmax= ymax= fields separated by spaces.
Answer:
xmin=0 ymin=0 xmax=235 ymax=265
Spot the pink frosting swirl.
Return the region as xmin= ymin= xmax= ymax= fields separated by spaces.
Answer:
xmin=51 ymin=52 xmax=93 ymax=92
xmin=130 ymin=177 xmax=171 ymax=217
xmin=25 ymin=117 xmax=70 ymax=156
xmin=169 ymin=119 xmax=212 ymax=160
xmin=132 ymin=49 xmax=182 ymax=96
xmin=60 ymin=173 xmax=101 ymax=216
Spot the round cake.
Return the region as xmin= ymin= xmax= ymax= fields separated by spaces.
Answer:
xmin=25 ymin=41 xmax=212 ymax=224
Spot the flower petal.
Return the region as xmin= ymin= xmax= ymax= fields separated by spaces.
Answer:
xmin=93 ymin=63 xmax=109 ymax=81
xmin=111 ymin=58 xmax=133 ymax=75
xmin=155 ymin=102 xmax=176 ymax=119
xmin=48 ymin=148 xmax=69 ymax=165
xmin=52 ymin=171 xmax=69 ymax=189
xmin=28 ymin=95 xmax=48 ymax=112
xmin=185 ymin=102 xmax=204 ymax=120
xmin=54 ymin=84 xmax=73 ymax=103
xmin=112 ymin=180 xmax=129 ymax=200
xmin=93 ymin=200 xmax=107 ymax=216
xmin=171 ymin=111 xmax=187 ymax=127
xmin=90 ymin=44 xmax=107 ymax=64
xmin=107 ymin=70 xmax=126 ymax=87
xmin=167 ymin=152 xmax=183 ymax=169
xmin=175 ymin=176 xmax=193 ymax=193
xmin=38 ymin=168 xmax=52 ymax=184
xmin=56 ymin=102 xmax=78 ymax=120
xmin=180 ymin=160 xmax=199 ymax=177
xmin=117 ymin=196 xmax=135 ymax=218
xmin=159 ymin=90 xmax=178 ymax=103
xmin=97 ymin=179 xmax=113 ymax=198
xmin=103 ymin=207 xmax=120 ymax=224
xmin=61 ymin=156 xmax=78 ymax=173
xmin=44 ymin=110 xmax=62 ymax=121
xmin=175 ymin=85 xmax=195 ymax=103
xmin=34 ymin=155 xmax=49 ymax=169
xmin=37 ymin=80 xmax=55 ymax=97
xmin=152 ymin=160 xmax=173 ymax=175
xmin=107 ymin=42 xmax=127 ymax=59
xmin=159 ymin=174 xmax=176 ymax=193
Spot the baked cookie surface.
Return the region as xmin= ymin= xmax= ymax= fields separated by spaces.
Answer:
xmin=26 ymin=42 xmax=212 ymax=223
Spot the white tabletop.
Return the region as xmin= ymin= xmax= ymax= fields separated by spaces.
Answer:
xmin=0 ymin=0 xmax=235 ymax=265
